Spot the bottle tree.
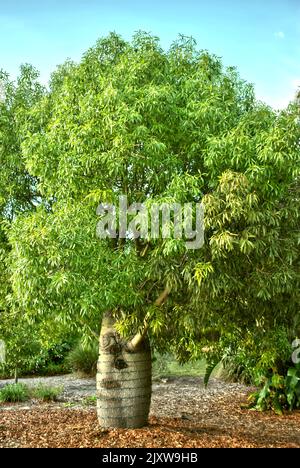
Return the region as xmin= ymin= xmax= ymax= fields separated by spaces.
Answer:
xmin=7 ymin=33 xmax=300 ymax=426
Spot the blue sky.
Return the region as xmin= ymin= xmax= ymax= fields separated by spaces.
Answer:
xmin=1 ymin=0 xmax=299 ymax=109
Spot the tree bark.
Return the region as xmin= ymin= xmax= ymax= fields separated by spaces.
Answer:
xmin=97 ymin=287 xmax=170 ymax=429
xmin=96 ymin=311 xmax=152 ymax=429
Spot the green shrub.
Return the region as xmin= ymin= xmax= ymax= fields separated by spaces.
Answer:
xmin=32 ymin=384 xmax=63 ymax=401
xmin=0 ymin=335 xmax=77 ymax=379
xmin=26 ymin=340 xmax=76 ymax=376
xmin=220 ymin=352 xmax=256 ymax=385
xmin=0 ymin=383 xmax=29 ymax=402
xmin=209 ymin=327 xmax=295 ymax=387
xmin=248 ymin=364 xmax=300 ymax=415
xmin=35 ymin=362 xmax=70 ymax=377
xmin=66 ymin=341 xmax=98 ymax=376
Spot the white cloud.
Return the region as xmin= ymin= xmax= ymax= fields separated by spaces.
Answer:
xmin=274 ymin=31 xmax=285 ymax=39
xmin=256 ymin=78 xmax=300 ymax=110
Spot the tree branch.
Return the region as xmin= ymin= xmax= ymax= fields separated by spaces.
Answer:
xmin=78 ymin=318 xmax=99 ymax=340
xmin=126 ymin=286 xmax=170 ymax=352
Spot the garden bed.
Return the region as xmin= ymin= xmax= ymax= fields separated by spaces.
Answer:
xmin=0 ymin=375 xmax=300 ymax=448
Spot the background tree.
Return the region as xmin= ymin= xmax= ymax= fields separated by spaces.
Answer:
xmin=6 ymin=33 xmax=300 ymax=423
xmin=0 ymin=65 xmax=47 ymax=379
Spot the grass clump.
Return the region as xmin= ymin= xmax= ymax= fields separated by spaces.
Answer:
xmin=66 ymin=342 xmax=98 ymax=376
xmin=32 ymin=384 xmax=63 ymax=401
xmin=82 ymin=395 xmax=97 ymax=406
xmin=0 ymin=383 xmax=30 ymax=402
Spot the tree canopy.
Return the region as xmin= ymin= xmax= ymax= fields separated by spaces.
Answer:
xmin=3 ymin=32 xmax=300 ymax=369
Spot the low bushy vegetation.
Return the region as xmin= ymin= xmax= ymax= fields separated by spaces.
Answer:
xmin=0 ymin=338 xmax=75 ymax=379
xmin=248 ymin=363 xmax=300 ymax=415
xmin=65 ymin=342 xmax=98 ymax=376
xmin=0 ymin=383 xmax=63 ymax=403
xmin=32 ymin=384 xmax=63 ymax=402
xmin=0 ymin=383 xmax=29 ymax=402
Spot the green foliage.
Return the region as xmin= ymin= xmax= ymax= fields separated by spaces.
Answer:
xmin=249 ymin=364 xmax=300 ymax=415
xmin=32 ymin=384 xmax=63 ymax=401
xmin=0 ymin=318 xmax=46 ymax=378
xmin=82 ymin=395 xmax=97 ymax=406
xmin=66 ymin=341 xmax=98 ymax=376
xmin=0 ymin=65 xmax=44 ymax=219
xmin=0 ymin=383 xmax=63 ymax=403
xmin=7 ymin=32 xmax=264 ymax=343
xmin=34 ymin=362 xmax=70 ymax=377
xmin=30 ymin=340 xmax=75 ymax=376
xmin=204 ymin=359 xmax=220 ymax=387
xmin=152 ymin=352 xmax=208 ymax=379
xmin=0 ymin=320 xmax=76 ymax=378
xmin=221 ymin=352 xmax=255 ymax=385
xmin=0 ymin=383 xmax=29 ymax=402
xmin=0 ymin=64 xmax=50 ymax=379
xmin=204 ymin=326 xmax=299 ymax=388
xmin=1 ymin=33 xmax=299 ymax=409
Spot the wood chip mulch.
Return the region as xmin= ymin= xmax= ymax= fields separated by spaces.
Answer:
xmin=1 ymin=398 xmax=300 ymax=448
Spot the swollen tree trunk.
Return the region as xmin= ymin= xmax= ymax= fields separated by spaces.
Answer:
xmin=96 ymin=312 xmax=152 ymax=429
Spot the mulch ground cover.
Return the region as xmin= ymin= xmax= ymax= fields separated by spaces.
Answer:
xmin=1 ymin=395 xmax=300 ymax=448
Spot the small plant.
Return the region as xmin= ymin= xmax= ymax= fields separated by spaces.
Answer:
xmin=62 ymin=402 xmax=77 ymax=408
xmin=32 ymin=384 xmax=63 ymax=401
xmin=66 ymin=341 xmax=98 ymax=376
xmin=0 ymin=383 xmax=29 ymax=402
xmin=82 ymin=395 xmax=97 ymax=406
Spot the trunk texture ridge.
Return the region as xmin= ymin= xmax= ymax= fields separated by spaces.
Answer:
xmin=96 ymin=311 xmax=152 ymax=428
